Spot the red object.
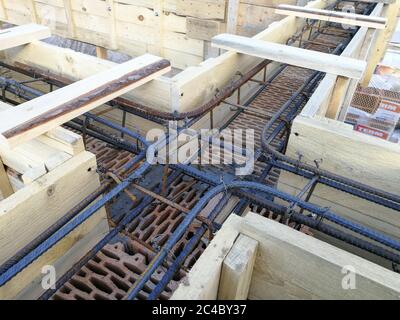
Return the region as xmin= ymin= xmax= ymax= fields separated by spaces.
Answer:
xmin=355 ymin=124 xmax=389 ymax=140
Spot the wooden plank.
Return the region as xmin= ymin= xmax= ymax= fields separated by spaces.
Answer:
xmin=212 ymin=33 xmax=367 ymax=79
xmin=226 ymin=0 xmax=241 ymax=34
xmin=5 ymin=41 xmax=174 ymax=112
xmin=0 ymin=101 xmax=84 ymax=155
xmin=326 ymin=76 xmax=351 ymax=119
xmin=275 ymin=4 xmax=387 ymax=29
xmin=38 ymin=128 xmax=85 ymax=156
xmin=241 ymin=213 xmax=400 ymax=300
xmin=0 ymin=54 xmax=171 ymax=149
xmin=27 ymin=0 xmax=39 ymax=24
xmin=218 ymin=234 xmax=258 ymax=300
xmin=0 ymin=24 xmax=50 ymax=51
xmin=0 ymin=151 xmax=103 ymax=266
xmin=280 ymin=115 xmax=400 ymax=240
xmin=176 ymin=0 xmax=226 ymax=20
xmin=95 ymin=46 xmax=108 ymax=59
xmin=0 ymin=102 xmax=81 ymax=184
xmin=186 ymin=17 xmax=220 ymax=41
xmin=0 ymin=158 xmax=13 ymax=198
xmin=173 ymin=0 xmax=337 ymax=112
xmin=171 ymin=214 xmax=242 ymax=300
xmin=15 ymin=212 xmax=108 ymax=300
xmin=301 ymin=3 xmax=384 ymax=118
xmin=361 ymin=1 xmax=400 ymax=86
xmin=0 ymin=152 xmax=109 ymax=299
xmin=63 ymin=0 xmax=76 ymax=38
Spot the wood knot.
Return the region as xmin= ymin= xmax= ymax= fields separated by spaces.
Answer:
xmin=47 ymin=185 xmax=56 ymax=197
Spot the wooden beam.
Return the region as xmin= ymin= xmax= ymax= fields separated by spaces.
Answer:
xmin=0 ymin=152 xmax=109 ymax=299
xmin=27 ymin=0 xmax=39 ymax=24
xmin=241 ymin=213 xmax=400 ymax=300
xmin=361 ymin=1 xmax=400 ymax=86
xmin=0 ymin=54 xmax=170 ymax=149
xmin=227 ymin=0 xmax=241 ymax=34
xmin=0 ymin=158 xmax=13 ymax=198
xmin=0 ymin=102 xmax=82 ymax=184
xmin=281 ymin=115 xmax=400 ymax=240
xmin=326 ymin=76 xmax=351 ymax=119
xmin=300 ymin=3 xmax=384 ymax=119
xmin=275 ymin=4 xmax=387 ymax=29
xmin=0 ymin=24 xmax=51 ymax=51
xmin=212 ymin=34 xmax=367 ymax=79
xmin=106 ymin=0 xmax=118 ymax=50
xmin=5 ymin=41 xmax=173 ymax=112
xmin=354 ymin=0 xmax=395 ymax=4
xmin=63 ymin=0 xmax=76 ymax=38
xmin=171 ymin=214 xmax=242 ymax=300
xmin=218 ymin=234 xmax=258 ymax=300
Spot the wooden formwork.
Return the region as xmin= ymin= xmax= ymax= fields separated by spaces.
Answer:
xmin=0 ymin=122 xmax=110 ymax=299
xmin=0 ymin=0 xmax=398 ymax=300
xmin=0 ymin=86 xmax=110 ymax=300
xmin=0 ymin=0 xmax=298 ymax=70
xmin=0 ymin=23 xmax=171 ymax=299
xmin=172 ymin=213 xmax=400 ymax=300
xmin=277 ymin=1 xmax=400 ymax=255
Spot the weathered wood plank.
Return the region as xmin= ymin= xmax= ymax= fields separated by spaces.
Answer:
xmin=0 ymin=54 xmax=171 ymax=149
xmin=275 ymin=4 xmax=387 ymax=29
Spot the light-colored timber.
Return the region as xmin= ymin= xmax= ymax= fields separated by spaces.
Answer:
xmin=0 ymin=54 xmax=170 ymax=149
xmin=0 ymin=24 xmax=50 ymax=51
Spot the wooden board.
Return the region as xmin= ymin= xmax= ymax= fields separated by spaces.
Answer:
xmin=211 ymin=33 xmax=367 ymax=79
xmin=173 ymin=213 xmax=400 ymax=300
xmin=0 ymin=54 xmax=171 ymax=149
xmin=275 ymin=4 xmax=387 ymax=29
xmin=0 ymin=151 xmax=103 ymax=266
xmin=0 ymin=24 xmax=50 ymax=51
xmin=241 ymin=213 xmax=400 ymax=300
xmin=186 ymin=17 xmax=220 ymax=41
xmin=171 ymin=214 xmax=241 ymax=300
xmin=5 ymin=41 xmax=174 ymax=112
xmin=218 ymin=234 xmax=258 ymax=300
